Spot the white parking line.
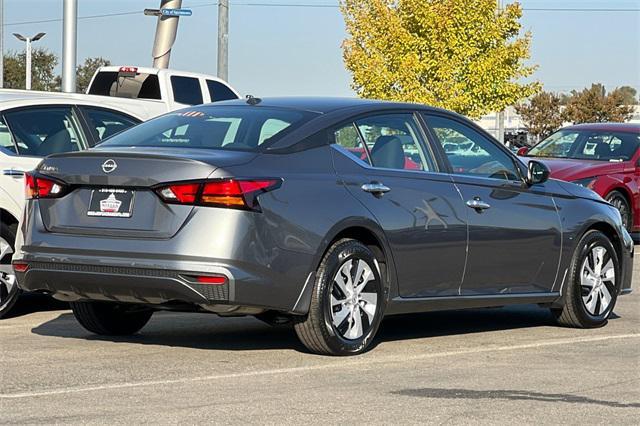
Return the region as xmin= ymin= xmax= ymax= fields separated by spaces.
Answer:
xmin=2 ymin=333 xmax=638 ymax=399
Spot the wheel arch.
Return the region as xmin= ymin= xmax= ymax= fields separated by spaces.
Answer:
xmin=292 ymin=218 xmax=398 ymax=316
xmin=584 ymin=221 xmax=623 ymax=266
xmin=0 ymin=208 xmax=19 ymax=227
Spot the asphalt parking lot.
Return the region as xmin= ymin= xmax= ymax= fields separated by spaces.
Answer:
xmin=1 ymin=264 xmax=639 ymax=424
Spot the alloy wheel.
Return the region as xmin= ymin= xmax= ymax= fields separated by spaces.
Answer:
xmin=0 ymin=236 xmax=17 ymax=311
xmin=329 ymin=258 xmax=378 ymax=340
xmin=580 ymin=245 xmax=616 ymax=316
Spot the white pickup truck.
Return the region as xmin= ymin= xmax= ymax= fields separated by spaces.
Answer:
xmin=86 ymin=66 xmax=240 ymax=109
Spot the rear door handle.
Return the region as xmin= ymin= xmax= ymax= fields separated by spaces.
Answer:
xmin=2 ymin=169 xmax=25 ymax=178
xmin=361 ymin=182 xmax=391 ymax=196
xmin=466 ymin=197 xmax=491 ymax=211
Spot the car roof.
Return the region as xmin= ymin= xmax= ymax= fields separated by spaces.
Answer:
xmin=563 ymin=122 xmax=640 ymax=134
xmin=209 ymin=96 xmax=447 ymax=115
xmin=0 ymin=89 xmax=166 ymax=120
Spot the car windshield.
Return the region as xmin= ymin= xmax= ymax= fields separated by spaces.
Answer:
xmin=98 ymin=106 xmax=316 ymax=151
xmin=527 ymin=129 xmax=640 ymax=161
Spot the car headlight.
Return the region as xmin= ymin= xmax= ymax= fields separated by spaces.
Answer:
xmin=571 ymin=177 xmax=597 ymax=189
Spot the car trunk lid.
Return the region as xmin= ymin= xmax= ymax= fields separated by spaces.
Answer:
xmin=35 ymin=149 xmax=257 ymax=238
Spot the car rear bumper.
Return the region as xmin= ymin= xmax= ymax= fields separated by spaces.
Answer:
xmin=15 ymin=256 xmax=312 ymax=315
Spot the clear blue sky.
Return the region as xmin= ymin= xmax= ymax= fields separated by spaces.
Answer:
xmin=2 ymin=0 xmax=639 ymax=97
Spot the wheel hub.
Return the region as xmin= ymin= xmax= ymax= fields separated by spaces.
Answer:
xmin=580 ymin=245 xmax=615 ymax=316
xmin=330 ymin=258 xmax=378 ymax=340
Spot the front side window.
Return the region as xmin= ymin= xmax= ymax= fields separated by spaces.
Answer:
xmin=171 ymin=76 xmax=203 ymax=105
xmin=80 ymin=107 xmax=139 ymax=143
xmin=3 ymin=106 xmax=86 ymax=156
xmin=528 ymin=130 xmax=640 ymax=161
xmin=425 ymin=114 xmax=520 ymax=181
xmin=98 ymin=106 xmax=316 ymax=152
xmin=354 ymin=114 xmax=434 ymax=171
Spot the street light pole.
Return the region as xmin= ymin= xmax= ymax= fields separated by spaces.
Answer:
xmin=13 ymin=32 xmax=45 ymax=90
xmin=217 ymin=0 xmax=229 ymax=81
xmin=62 ymin=0 xmax=77 ymax=92
xmin=0 ymin=0 xmax=4 ymax=88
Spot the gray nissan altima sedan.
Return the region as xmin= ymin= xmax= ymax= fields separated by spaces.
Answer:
xmin=13 ymin=97 xmax=633 ymax=355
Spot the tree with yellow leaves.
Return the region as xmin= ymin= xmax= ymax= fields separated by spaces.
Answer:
xmin=341 ymin=0 xmax=540 ymax=118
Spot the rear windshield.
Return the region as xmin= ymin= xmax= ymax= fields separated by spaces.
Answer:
xmin=97 ymin=106 xmax=317 ymax=151
xmin=88 ymin=71 xmax=161 ymax=100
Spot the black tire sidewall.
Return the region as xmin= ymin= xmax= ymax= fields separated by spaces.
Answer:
xmin=317 ymin=240 xmax=385 ymax=355
xmin=606 ymin=191 xmax=632 ymax=231
xmin=568 ymin=231 xmax=620 ymax=326
xmin=0 ymin=221 xmax=20 ymax=317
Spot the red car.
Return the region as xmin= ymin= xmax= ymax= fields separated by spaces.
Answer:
xmin=519 ymin=123 xmax=640 ymax=232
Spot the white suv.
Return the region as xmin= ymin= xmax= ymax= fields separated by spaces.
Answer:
xmin=0 ymin=89 xmax=169 ymax=317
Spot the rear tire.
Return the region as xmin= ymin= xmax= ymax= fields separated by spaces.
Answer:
xmin=0 ymin=221 xmax=20 ymax=319
xmin=294 ymin=239 xmax=385 ymax=356
xmin=552 ymin=230 xmax=620 ymax=328
xmin=71 ymin=301 xmax=153 ymax=335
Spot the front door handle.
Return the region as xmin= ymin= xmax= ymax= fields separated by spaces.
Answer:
xmin=466 ymin=197 xmax=491 ymax=212
xmin=2 ymin=168 xmax=25 ymax=178
xmin=361 ymin=182 xmax=391 ymax=196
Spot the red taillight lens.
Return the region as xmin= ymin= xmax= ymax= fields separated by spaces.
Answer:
xmin=25 ymin=173 xmax=66 ymax=199
xmin=155 ymin=179 xmax=281 ymax=211
xmin=12 ymin=262 xmax=29 ymax=273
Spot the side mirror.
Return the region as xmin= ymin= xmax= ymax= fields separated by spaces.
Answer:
xmin=517 ymin=146 xmax=529 ymax=156
xmin=526 ymin=160 xmax=550 ymax=185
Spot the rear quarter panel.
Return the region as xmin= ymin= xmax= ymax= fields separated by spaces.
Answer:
xmin=224 ymin=145 xmax=390 ymax=311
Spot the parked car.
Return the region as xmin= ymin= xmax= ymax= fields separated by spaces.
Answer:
xmin=87 ymin=66 xmax=240 ymax=110
xmin=14 ymin=98 xmax=633 ymax=355
xmin=518 ymin=123 xmax=640 ymax=232
xmin=0 ymin=89 xmax=170 ymax=317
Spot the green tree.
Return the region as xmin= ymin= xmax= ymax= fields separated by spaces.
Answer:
xmin=563 ymin=84 xmax=635 ymax=124
xmin=3 ymin=48 xmax=59 ymax=91
xmin=76 ymin=57 xmax=111 ymax=93
xmin=515 ymin=91 xmax=563 ymax=140
xmin=340 ymin=0 xmax=539 ymax=118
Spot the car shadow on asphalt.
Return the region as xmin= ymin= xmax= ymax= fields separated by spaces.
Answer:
xmin=3 ymin=293 xmax=68 ymax=319
xmin=29 ymin=303 xmax=622 ymax=353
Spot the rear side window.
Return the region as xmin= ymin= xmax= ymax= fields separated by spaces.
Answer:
xmin=333 ymin=123 xmax=371 ymax=165
xmin=206 ymin=80 xmax=238 ymax=102
xmin=80 ymin=107 xmax=140 ymax=143
xmin=171 ymin=76 xmax=203 ymax=105
xmin=0 ymin=116 xmax=17 ymax=154
xmin=355 ymin=114 xmax=434 ymax=171
xmin=88 ymin=71 xmax=161 ymax=100
xmin=99 ymin=106 xmax=317 ymax=152
xmin=3 ymin=106 xmax=86 ymax=156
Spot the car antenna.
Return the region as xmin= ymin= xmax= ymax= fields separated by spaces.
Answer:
xmin=246 ymin=95 xmax=262 ymax=106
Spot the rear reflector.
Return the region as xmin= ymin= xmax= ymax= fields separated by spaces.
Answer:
xmin=25 ymin=173 xmax=67 ymax=200
xmin=155 ymin=178 xmax=281 ymax=211
xmin=12 ymin=262 xmax=29 ymax=273
xmin=195 ymin=276 xmax=227 ymax=285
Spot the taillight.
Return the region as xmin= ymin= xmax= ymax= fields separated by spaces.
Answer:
xmin=25 ymin=173 xmax=66 ymax=199
xmin=155 ymin=178 xmax=281 ymax=211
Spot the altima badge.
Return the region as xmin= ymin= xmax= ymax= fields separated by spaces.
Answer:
xmin=102 ymin=159 xmax=118 ymax=174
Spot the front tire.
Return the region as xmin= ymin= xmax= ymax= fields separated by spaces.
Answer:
xmin=294 ymin=239 xmax=385 ymax=356
xmin=71 ymin=301 xmax=153 ymax=335
xmin=606 ymin=191 xmax=632 ymax=232
xmin=0 ymin=222 xmax=20 ymax=319
xmin=552 ymin=230 xmax=620 ymax=328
